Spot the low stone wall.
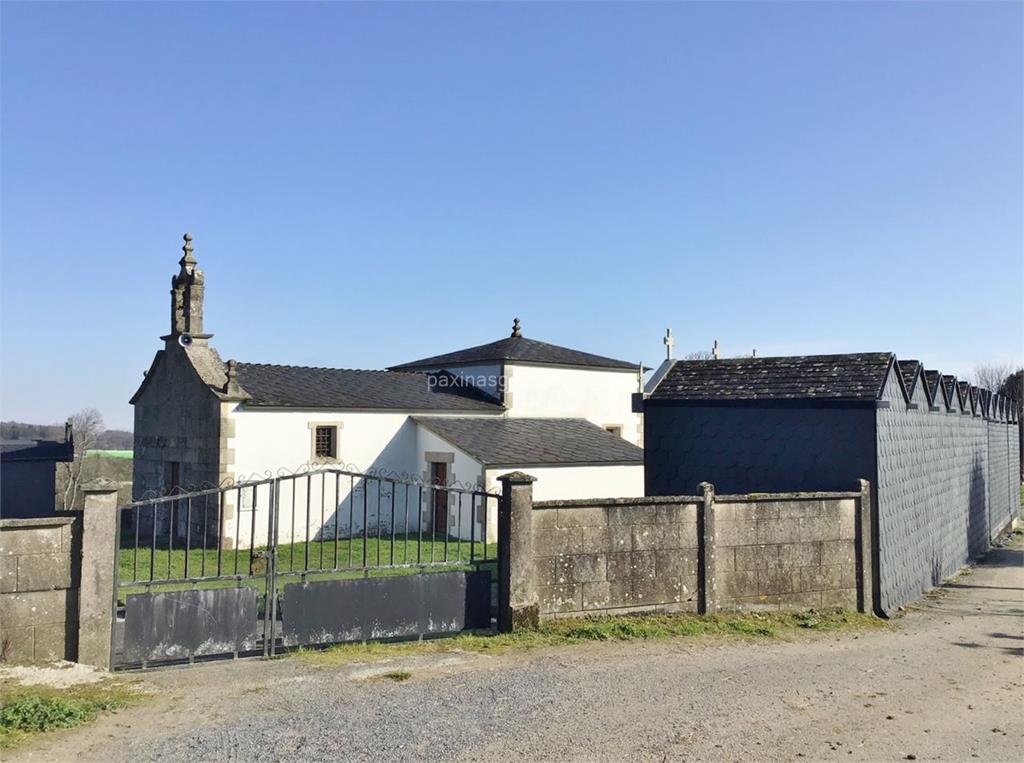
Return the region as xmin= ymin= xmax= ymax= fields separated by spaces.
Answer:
xmin=531 ymin=497 xmax=701 ymax=615
xmin=498 ymin=476 xmax=872 ymax=623
xmin=0 ymin=515 xmax=81 ymax=662
xmin=0 ymin=482 xmax=122 ymax=667
xmin=715 ymin=492 xmax=866 ymax=611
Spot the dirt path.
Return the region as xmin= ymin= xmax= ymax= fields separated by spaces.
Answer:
xmin=10 ymin=542 xmax=1023 ymax=762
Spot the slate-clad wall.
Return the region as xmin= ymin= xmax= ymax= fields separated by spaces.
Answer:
xmin=644 ymin=401 xmax=876 ymax=495
xmin=874 ymin=372 xmax=1019 ymax=615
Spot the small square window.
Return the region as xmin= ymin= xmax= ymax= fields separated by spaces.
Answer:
xmin=604 ymin=425 xmax=623 ymax=437
xmin=314 ymin=425 xmax=337 ymax=459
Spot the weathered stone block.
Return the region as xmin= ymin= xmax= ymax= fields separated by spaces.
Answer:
xmin=607 ymin=579 xmax=632 ymax=606
xmin=777 ymin=591 xmax=823 ymax=609
xmin=799 ymin=565 xmax=845 ymax=592
xmin=581 ymin=581 xmax=611 ymax=610
xmin=531 ymin=509 xmax=559 ymax=531
xmin=537 ymin=583 xmax=582 ymax=614
xmin=581 ymin=526 xmax=612 ymax=552
xmin=778 ymin=501 xmax=822 ymax=520
xmin=633 ymin=575 xmax=685 ymax=605
xmin=798 ymin=515 xmax=841 ymax=542
xmin=0 ymin=556 xmax=16 ymax=594
xmin=758 ymin=568 xmax=796 ymax=596
xmin=630 ymin=524 xmax=669 ymax=551
xmin=656 ymin=504 xmax=698 ymax=524
xmin=556 ymin=507 xmax=608 ymax=528
xmin=0 ymin=625 xmax=34 ymax=663
xmin=32 ymin=623 xmax=69 ymax=662
xmin=533 ymin=527 xmax=583 ymax=557
xmin=0 ymin=526 xmax=62 ymax=556
xmin=533 ymin=555 xmax=573 ymax=587
xmin=838 ymin=508 xmax=856 ymax=540
xmin=571 ymin=554 xmax=607 ymax=583
xmin=821 ymin=540 xmax=855 ymax=567
xmin=716 ymin=520 xmax=758 ymax=546
xmin=608 ymin=525 xmax=632 ymax=552
xmin=654 ymin=549 xmax=697 ymax=579
xmin=757 ymin=518 xmax=801 ymax=545
xmin=16 ymin=554 xmax=71 ymax=591
xmin=733 ymin=544 xmax=780 ymax=571
xmin=0 ymin=588 xmax=67 ymax=625
xmin=777 ymin=542 xmax=821 ymax=568
xmin=820 ymin=588 xmax=857 ymax=609
xmin=718 ymin=570 xmax=757 ymax=598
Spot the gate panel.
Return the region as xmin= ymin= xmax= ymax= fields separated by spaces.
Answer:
xmin=121 ymin=587 xmax=259 ymax=666
xmin=280 ymin=570 xmax=491 ymax=647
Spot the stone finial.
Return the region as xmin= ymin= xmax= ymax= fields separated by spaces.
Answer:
xmin=712 ymin=339 xmax=720 ymax=360
xmin=511 ymin=317 xmax=522 ymax=338
xmin=225 ymin=358 xmax=242 ymax=396
xmin=180 ymin=232 xmax=196 ymax=266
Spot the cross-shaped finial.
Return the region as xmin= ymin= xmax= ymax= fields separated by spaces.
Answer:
xmin=663 ymin=328 xmax=675 ymax=360
xmin=712 ymin=339 xmax=720 ymax=360
xmin=511 ymin=318 xmax=522 ymax=338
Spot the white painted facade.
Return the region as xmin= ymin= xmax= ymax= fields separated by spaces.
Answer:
xmin=483 ymin=464 xmax=645 ymax=502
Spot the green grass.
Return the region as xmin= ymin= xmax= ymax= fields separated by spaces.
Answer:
xmin=299 ymin=610 xmax=884 ymax=666
xmin=0 ymin=683 xmax=140 ymax=749
xmin=85 ymin=450 xmax=133 ymax=459
xmin=379 ymin=670 xmax=412 ymax=682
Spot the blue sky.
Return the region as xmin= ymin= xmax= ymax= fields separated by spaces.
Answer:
xmin=2 ymin=1 xmax=1021 ymax=430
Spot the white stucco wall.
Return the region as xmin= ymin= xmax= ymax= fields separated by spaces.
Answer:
xmin=484 ymin=463 xmax=645 ymax=502
xmin=503 ymin=364 xmax=642 ymax=445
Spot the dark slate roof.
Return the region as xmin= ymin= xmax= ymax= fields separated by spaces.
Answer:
xmin=942 ymin=375 xmax=958 ymax=403
xmin=0 ymin=439 xmax=74 ymax=462
xmin=923 ymin=370 xmax=943 ymax=405
xmin=649 ymin=353 xmax=894 ymax=401
xmin=411 ymin=417 xmax=644 ymax=466
xmin=235 ymin=364 xmax=503 ymax=411
xmin=897 ymin=360 xmax=920 ymax=396
xmin=390 ymin=335 xmax=638 ymax=371
xmin=957 ymin=381 xmax=971 ymax=408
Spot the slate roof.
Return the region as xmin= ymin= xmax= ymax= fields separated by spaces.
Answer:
xmin=923 ymin=370 xmax=943 ymax=405
xmin=412 ymin=417 xmax=644 ymax=466
xmin=649 ymin=353 xmax=894 ymax=401
xmin=390 ymin=335 xmax=638 ymax=371
xmin=0 ymin=439 xmax=74 ymax=462
xmin=235 ymin=364 xmax=503 ymax=411
xmin=897 ymin=360 xmax=920 ymax=396
xmin=942 ymin=375 xmax=958 ymax=403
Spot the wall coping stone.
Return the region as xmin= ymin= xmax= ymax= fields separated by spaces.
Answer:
xmin=534 ymin=495 xmax=702 ymax=509
xmin=716 ymin=491 xmax=861 ymax=501
xmin=0 ymin=515 xmax=79 ymax=530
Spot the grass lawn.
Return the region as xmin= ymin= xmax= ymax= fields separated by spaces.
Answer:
xmin=85 ymin=450 xmax=133 ymax=459
xmin=299 ymin=609 xmax=886 ymax=666
xmin=118 ymin=533 xmax=494 ymax=594
xmin=0 ymin=682 xmax=141 ymax=749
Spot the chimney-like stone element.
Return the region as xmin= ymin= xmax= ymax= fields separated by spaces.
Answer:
xmin=170 ymin=232 xmax=206 ymax=338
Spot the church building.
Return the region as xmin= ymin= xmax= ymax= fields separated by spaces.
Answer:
xmin=131 ymin=235 xmax=645 ymax=544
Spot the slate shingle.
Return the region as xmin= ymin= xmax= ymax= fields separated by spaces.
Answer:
xmin=390 ymin=335 xmax=638 ymax=371
xmin=235 ymin=364 xmax=503 ymax=411
xmin=649 ymin=353 xmax=894 ymax=401
xmin=411 ymin=417 xmax=644 ymax=466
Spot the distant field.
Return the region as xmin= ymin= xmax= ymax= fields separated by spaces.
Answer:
xmin=86 ymin=450 xmax=133 ymax=459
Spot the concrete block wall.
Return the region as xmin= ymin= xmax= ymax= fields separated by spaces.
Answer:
xmin=531 ymin=497 xmax=702 ymax=616
xmin=715 ymin=495 xmax=860 ymax=611
xmin=0 ymin=515 xmax=80 ymax=663
xmin=521 ymin=484 xmax=870 ymax=620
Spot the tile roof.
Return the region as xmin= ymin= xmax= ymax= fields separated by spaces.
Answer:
xmin=235 ymin=364 xmax=503 ymax=411
xmin=0 ymin=439 xmax=74 ymax=462
xmin=390 ymin=335 xmax=638 ymax=371
xmin=412 ymin=417 xmax=644 ymax=466
xmin=649 ymin=353 xmax=894 ymax=401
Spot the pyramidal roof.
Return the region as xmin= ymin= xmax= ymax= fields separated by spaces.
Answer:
xmin=390 ymin=322 xmax=638 ymax=372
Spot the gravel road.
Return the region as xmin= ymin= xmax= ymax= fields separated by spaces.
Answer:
xmin=13 ymin=541 xmax=1023 ymax=762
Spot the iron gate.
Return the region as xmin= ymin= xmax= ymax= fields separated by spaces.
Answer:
xmin=112 ymin=469 xmax=500 ymax=669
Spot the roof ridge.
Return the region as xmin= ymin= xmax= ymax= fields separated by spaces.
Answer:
xmin=237 ymin=361 xmax=434 ymax=376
